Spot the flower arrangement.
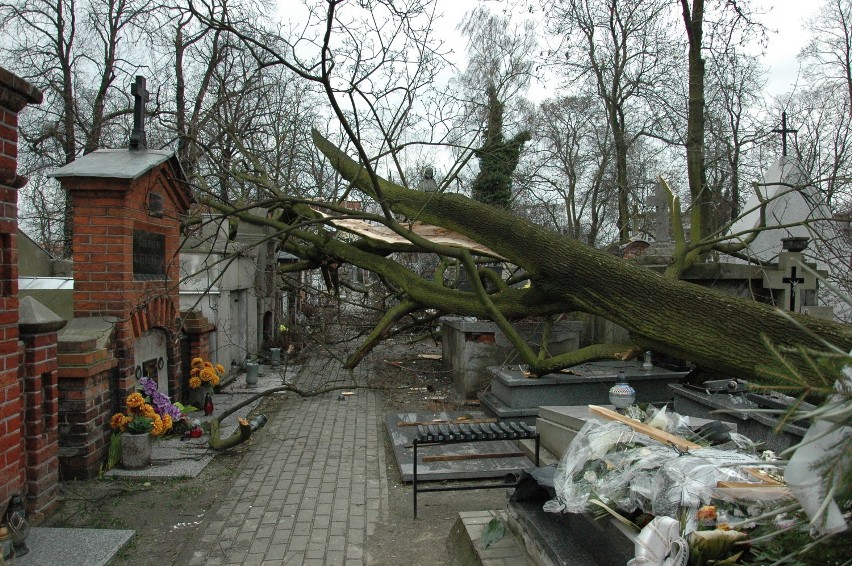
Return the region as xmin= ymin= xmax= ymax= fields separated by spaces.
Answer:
xmin=110 ymin=391 xmax=173 ymax=436
xmin=138 ymin=377 xmax=185 ymax=422
xmin=189 ymin=357 xmax=225 ymax=390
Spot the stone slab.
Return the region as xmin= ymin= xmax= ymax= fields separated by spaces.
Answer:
xmin=506 ymin=500 xmax=615 ymax=566
xmin=15 ymin=527 xmax=134 ymax=566
xmin=489 ymin=361 xmax=688 ymax=409
xmin=536 ymin=418 xmax=578 ymax=460
xmin=479 ymin=391 xmax=540 ymax=423
xmin=670 ymin=384 xmax=806 ymax=453
xmin=449 ymin=510 xmax=534 ymax=566
xmin=386 ymin=412 xmax=536 ymax=482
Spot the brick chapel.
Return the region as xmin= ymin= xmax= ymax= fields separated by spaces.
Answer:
xmin=0 ymin=69 xmax=217 ymax=522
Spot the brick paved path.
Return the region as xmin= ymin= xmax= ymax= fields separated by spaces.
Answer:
xmin=181 ymin=352 xmax=389 ymax=565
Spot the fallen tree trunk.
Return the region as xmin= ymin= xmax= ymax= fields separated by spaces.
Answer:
xmin=310 ymin=130 xmax=852 ymax=386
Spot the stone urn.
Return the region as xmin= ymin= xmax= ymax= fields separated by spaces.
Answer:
xmin=120 ymin=433 xmax=152 ymax=469
xmin=245 ymin=362 xmax=260 ymax=387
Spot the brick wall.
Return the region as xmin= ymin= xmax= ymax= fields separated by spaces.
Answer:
xmin=0 ymin=67 xmax=43 ymax=512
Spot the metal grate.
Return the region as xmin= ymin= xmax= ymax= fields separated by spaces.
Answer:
xmin=412 ymin=421 xmax=539 ymax=518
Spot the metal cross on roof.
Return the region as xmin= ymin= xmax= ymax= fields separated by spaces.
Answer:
xmin=129 ymin=76 xmax=148 ymax=150
xmin=771 ymin=111 xmax=797 ymax=157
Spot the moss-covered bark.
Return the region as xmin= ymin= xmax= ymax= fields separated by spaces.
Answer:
xmin=310 ymin=129 xmax=852 ymax=386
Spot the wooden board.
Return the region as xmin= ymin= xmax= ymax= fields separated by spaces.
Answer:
xmin=587 ymin=405 xmax=701 ymax=451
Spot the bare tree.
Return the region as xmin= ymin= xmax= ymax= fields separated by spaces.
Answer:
xmin=801 ymin=0 xmax=852 ymax=110
xmin=530 ymin=95 xmax=615 ymax=245
xmin=704 ymin=50 xmax=768 ymax=223
xmin=0 ymin=0 xmax=157 ymax=253
xmin=545 ymin=0 xmax=678 ymax=242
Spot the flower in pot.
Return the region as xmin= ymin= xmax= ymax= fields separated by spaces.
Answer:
xmin=110 ymin=392 xmax=174 ymax=469
xmin=188 ymin=357 xmax=224 ymax=410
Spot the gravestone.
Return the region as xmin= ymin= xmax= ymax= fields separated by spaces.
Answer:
xmin=441 ymin=317 xmax=500 ymax=398
xmin=480 ymin=360 xmax=688 ymax=423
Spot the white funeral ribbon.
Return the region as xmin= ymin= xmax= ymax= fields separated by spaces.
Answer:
xmin=783 ymin=362 xmax=850 ymax=536
xmin=627 ymin=516 xmax=689 ymax=566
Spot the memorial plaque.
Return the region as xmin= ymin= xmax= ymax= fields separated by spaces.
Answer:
xmin=133 ymin=229 xmax=166 ymax=278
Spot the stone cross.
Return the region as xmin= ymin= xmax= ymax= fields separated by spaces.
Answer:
xmin=763 ymin=252 xmax=817 ymax=313
xmin=771 ymin=111 xmax=797 ymax=157
xmin=129 ymin=76 xmax=148 ymax=150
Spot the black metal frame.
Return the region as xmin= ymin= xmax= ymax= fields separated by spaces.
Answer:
xmin=412 ymin=421 xmax=540 ymax=518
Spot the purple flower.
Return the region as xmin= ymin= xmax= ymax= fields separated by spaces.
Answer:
xmin=138 ymin=377 xmax=184 ymax=421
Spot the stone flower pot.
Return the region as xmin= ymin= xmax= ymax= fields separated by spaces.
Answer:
xmin=187 ymin=386 xmax=205 ymax=408
xmin=120 ymin=433 xmax=152 ymax=469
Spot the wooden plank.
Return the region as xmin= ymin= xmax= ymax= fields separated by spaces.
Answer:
xmin=716 ymin=481 xmax=787 ymax=489
xmin=587 ymin=405 xmax=701 ymax=451
xmin=417 ymin=353 xmax=442 ymax=360
xmin=743 ymin=467 xmax=784 ymax=486
xmin=396 ymin=418 xmax=497 ymax=427
xmin=422 ymin=451 xmax=525 ymax=463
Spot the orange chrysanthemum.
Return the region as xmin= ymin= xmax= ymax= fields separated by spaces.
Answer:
xmin=141 ymin=404 xmax=157 ymax=419
xmin=125 ymin=392 xmax=145 ymax=409
xmin=189 ymin=376 xmax=202 ymax=389
xmin=110 ymin=413 xmax=129 ymax=431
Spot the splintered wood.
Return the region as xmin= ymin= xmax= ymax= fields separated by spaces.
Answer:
xmin=314 ymin=210 xmax=506 ymax=260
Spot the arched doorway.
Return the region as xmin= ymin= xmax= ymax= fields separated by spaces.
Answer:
xmin=133 ymin=329 xmax=169 ymax=394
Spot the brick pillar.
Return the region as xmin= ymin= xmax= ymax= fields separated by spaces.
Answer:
xmin=181 ymin=311 xmax=216 ymax=402
xmin=18 ymin=296 xmax=64 ymax=521
xmin=56 ymin=333 xmax=118 ymax=480
xmin=0 ymin=67 xmax=42 ymax=508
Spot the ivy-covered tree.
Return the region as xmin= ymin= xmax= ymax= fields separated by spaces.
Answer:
xmin=470 ymin=85 xmax=531 ymax=208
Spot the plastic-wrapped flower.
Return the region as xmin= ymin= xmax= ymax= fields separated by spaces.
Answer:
xmin=125 ymin=392 xmax=145 ymax=409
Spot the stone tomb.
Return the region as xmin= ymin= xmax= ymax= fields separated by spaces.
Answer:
xmin=480 ymin=360 xmax=689 ymax=422
xmin=441 ymin=316 xmax=582 ymax=399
